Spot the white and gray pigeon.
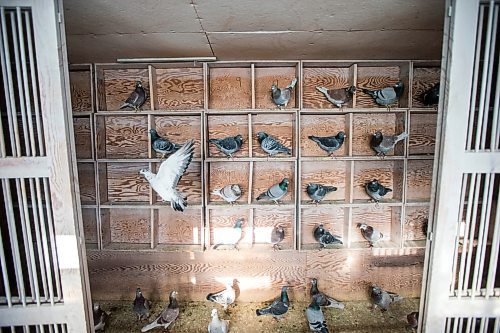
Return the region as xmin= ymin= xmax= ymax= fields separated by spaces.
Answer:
xmin=206 ymin=281 xmax=236 ymax=311
xmin=310 ymin=278 xmax=345 ymax=309
xmin=308 ymin=132 xmax=346 ymax=156
xmin=256 ymin=132 xmax=291 ymax=156
xmin=370 ymin=286 xmax=402 ymax=312
xmin=370 ymin=131 xmax=408 ymax=157
xmin=271 ymin=78 xmax=297 ymax=109
xmin=256 ymin=178 xmax=289 ymax=204
xmin=407 ymin=311 xmax=419 ymax=330
xmin=212 ymin=184 xmax=242 ymax=204
xmin=150 ymin=129 xmax=180 ymax=158
xmin=316 ymin=86 xmax=356 ymax=108
xmin=271 ymin=225 xmax=285 ymax=250
xmin=133 ymin=287 xmax=151 ymax=321
xmin=93 ymin=302 xmax=108 ymax=332
xmin=120 ymin=80 xmax=146 ymax=111
xmin=362 ymin=81 xmax=404 ymax=108
xmin=209 ymin=135 xmax=243 ymax=158
xmin=212 ymin=219 xmax=244 ymax=250
xmin=256 ymin=286 xmax=289 ymax=320
xmin=313 ymin=224 xmax=343 ymax=248
xmin=141 ymin=291 xmax=179 ymax=332
xmin=140 ymin=139 xmax=195 ymax=212
xmin=306 ymin=184 xmax=337 ymax=204
xmin=365 ymin=179 xmax=392 ymax=203
xmin=357 ymin=223 xmax=384 ymax=247
xmin=208 ymin=308 xmax=229 ymax=333
xmin=306 ymin=297 xmax=330 ymax=333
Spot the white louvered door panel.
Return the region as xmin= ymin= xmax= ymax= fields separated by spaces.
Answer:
xmin=0 ymin=0 xmax=90 ymax=331
xmin=422 ymin=0 xmax=500 ymax=331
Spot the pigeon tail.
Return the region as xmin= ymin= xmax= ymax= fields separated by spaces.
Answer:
xmin=316 ymin=86 xmax=328 ymax=96
xmin=141 ymin=321 xmax=160 ymax=332
xmin=256 ymin=193 xmax=268 ymax=201
xmin=323 ymin=186 xmax=337 ymax=194
xmin=211 ymin=188 xmax=222 ymax=197
xmin=394 ymin=132 xmax=409 ymax=143
xmin=362 ymin=88 xmax=377 ymax=98
xmin=256 ymin=307 xmax=272 ymax=316
xmin=287 ymin=78 xmax=298 ymax=90
xmin=208 ymin=138 xmax=220 ymax=144
xmin=171 ymin=193 xmax=187 ymax=212
xmin=308 ymin=135 xmax=321 ymax=143
xmin=119 ymin=102 xmax=130 ymax=109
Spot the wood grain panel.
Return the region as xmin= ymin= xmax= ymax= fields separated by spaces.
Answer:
xmin=357 ymin=66 xmax=401 ymax=108
xmin=404 ymin=206 xmax=429 ymax=241
xmin=105 ymin=116 xmax=148 ymax=158
xmin=158 ymin=208 xmax=202 ymax=245
xmin=252 ymin=113 xmax=294 ymax=157
xmin=352 ymin=113 xmax=405 ymax=156
xmin=82 ymin=208 xmax=97 ymax=243
xmin=207 ymin=115 xmax=249 ymax=157
xmin=409 ymin=112 xmax=437 ymax=155
xmin=253 ymin=161 xmax=295 ymax=204
xmin=406 ymin=160 xmax=433 ymax=202
xmin=353 ymin=160 xmax=404 ymax=201
xmin=153 ymin=161 xmax=202 ymax=205
xmin=209 ymin=207 xmax=251 ymax=247
xmin=209 ymin=67 xmax=252 ymax=109
xmin=103 ymin=68 xmax=150 ymax=111
xmin=300 ymin=206 xmax=345 ymax=246
xmin=154 ymin=115 xmax=202 ymax=158
xmin=255 ymin=67 xmax=297 ymax=109
xmin=77 ymin=162 xmax=96 ymax=204
xmin=70 ymin=70 xmax=92 ymax=112
xmin=155 ymin=67 xmax=204 ymax=110
xmin=73 ymin=117 xmax=92 ymax=159
xmin=108 ymin=208 xmax=151 ymax=244
xmin=253 ymin=207 xmax=294 ymax=248
xmin=303 ymin=67 xmax=351 ymax=108
xmin=301 ymin=161 xmax=347 ymax=203
xmin=208 ymin=162 xmax=250 ymax=204
xmin=351 ymin=206 xmax=393 ymax=242
xmin=412 ymin=67 xmax=440 ymax=107
xmin=106 ymin=163 xmax=150 ymax=202
xmin=300 ymin=114 xmax=348 ymax=157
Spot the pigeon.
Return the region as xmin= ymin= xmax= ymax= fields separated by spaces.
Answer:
xmin=308 ymin=132 xmax=346 ymax=156
xmin=150 ymin=129 xmax=180 ymax=158
xmin=139 ymin=139 xmax=195 ymax=212
xmin=365 ymin=179 xmax=392 ymax=203
xmin=313 ymin=224 xmax=343 ymax=248
xmin=256 ymin=132 xmax=291 ymax=156
xmin=209 ymin=135 xmax=243 ymax=158
xmin=306 ymin=184 xmax=337 ymax=204
xmin=120 ymin=80 xmax=146 ymax=111
xmin=206 ymin=281 xmax=236 ymax=310
xmin=133 ymin=288 xmax=151 ymax=321
xmin=407 ymin=311 xmax=419 ymax=330
xmin=141 ymin=291 xmax=179 ymax=332
xmin=370 ymin=286 xmax=402 ymax=312
xmin=208 ymin=308 xmax=229 ymax=333
xmin=310 ymin=278 xmax=345 ymax=309
xmin=256 ymin=286 xmax=289 ymax=319
xmin=422 ymin=83 xmax=440 ymax=106
xmin=271 ymin=225 xmax=285 ymax=250
xmin=256 ymin=178 xmax=289 ymax=204
xmin=212 ymin=184 xmax=242 ymax=204
xmin=370 ymin=131 xmax=408 ymax=157
xmin=306 ymin=297 xmax=330 ymax=333
xmin=316 ymin=86 xmax=356 ymax=108
xmin=93 ymin=303 xmax=108 ymax=332
xmin=357 ymin=223 xmax=384 ymax=247
xmin=212 ymin=218 xmax=243 ymax=250
xmin=271 ymin=78 xmax=297 ymax=108
xmin=362 ymin=81 xmax=404 ymax=108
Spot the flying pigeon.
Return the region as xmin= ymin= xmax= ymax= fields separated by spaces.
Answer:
xmin=407 ymin=311 xmax=419 ymax=330
xmin=133 ymin=288 xmax=151 ymax=321
xmin=306 ymin=184 xmax=337 ymax=204
xmin=316 ymin=86 xmax=356 ymax=108
xmin=314 ymin=224 xmax=343 ymax=248
xmin=256 ymin=286 xmax=289 ymax=320
xmin=208 ymin=308 xmax=229 ymax=333
xmin=357 ymin=223 xmax=384 ymax=247
xmin=271 ymin=225 xmax=285 ymax=250
xmin=271 ymin=78 xmax=297 ymax=109
xmin=93 ymin=303 xmax=108 ymax=332
xmin=306 ymin=297 xmax=330 ymax=333
xmin=256 ymin=132 xmax=291 ymax=156
xmin=150 ymin=129 xmax=180 ymax=158
xmin=308 ymin=132 xmax=345 ymax=156
xmin=212 ymin=184 xmax=242 ymax=204
xmin=256 ymin=178 xmax=289 ymax=204
xmin=209 ymin=135 xmax=243 ymax=158
xmin=139 ymin=139 xmax=195 ymax=212
xmin=310 ymin=278 xmax=344 ymax=309
xmin=370 ymin=131 xmax=408 ymax=157
xmin=206 ymin=281 xmax=236 ymax=311
xmin=362 ymin=81 xmax=404 ymax=108
xmin=422 ymin=83 xmax=440 ymax=106
xmin=370 ymin=286 xmax=402 ymax=312
xmin=212 ymin=218 xmax=244 ymax=250
xmin=365 ymin=179 xmax=392 ymax=203
xmin=141 ymin=291 xmax=179 ymax=332
xmin=120 ymin=80 xmax=146 ymax=111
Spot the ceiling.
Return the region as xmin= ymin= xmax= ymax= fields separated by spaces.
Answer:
xmin=63 ymin=0 xmax=445 ymax=64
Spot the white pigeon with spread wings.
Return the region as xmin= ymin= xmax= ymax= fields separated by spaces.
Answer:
xmin=140 ymin=140 xmax=195 ymax=212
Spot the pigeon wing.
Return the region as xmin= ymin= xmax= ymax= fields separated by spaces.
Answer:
xmin=157 ymin=307 xmax=179 ymax=326
xmin=156 ymin=140 xmax=195 ymax=190
xmin=267 ymin=183 xmax=286 ymax=199
xmin=125 ymin=90 xmax=140 ymax=105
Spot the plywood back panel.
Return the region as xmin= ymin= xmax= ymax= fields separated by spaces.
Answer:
xmin=155 ymin=67 xmax=204 ymax=110
xmin=301 ymin=161 xmax=347 ymax=203
xmin=104 ymin=116 xmax=149 ymax=158
xmin=300 ymin=114 xmax=348 ymax=157
xmin=252 ymin=162 xmax=295 ymax=204
xmin=102 ymin=68 xmax=151 ymax=111
xmin=302 ymin=66 xmax=352 ymax=109
xmin=154 ymin=115 xmax=202 ymax=158
xmin=158 ymin=209 xmax=202 ymax=245
xmin=207 ymin=115 xmax=249 ymax=157
xmin=106 ymin=162 xmax=150 ymax=203
xmin=70 ymin=70 xmax=93 ymax=112
xmin=300 ymin=206 xmax=345 ymax=246
xmin=209 ymin=67 xmax=252 ymax=109
xmin=255 ymin=66 xmax=297 ymax=109
xmin=208 ymin=162 xmax=250 ymax=204
xmin=253 ymin=207 xmax=294 ymax=248
xmin=252 ymin=113 xmax=295 ymax=157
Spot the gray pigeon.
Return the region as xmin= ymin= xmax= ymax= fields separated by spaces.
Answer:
xmin=141 ymin=291 xmax=179 ymax=332
xmin=306 ymin=184 xmax=337 ymax=204
xmin=313 ymin=224 xmax=343 ymax=248
xmin=310 ymin=278 xmax=345 ymax=309
xmin=256 ymin=132 xmax=291 ymax=156
xmin=370 ymin=131 xmax=408 ymax=157
xmin=93 ymin=303 xmax=108 ymax=332
xmin=407 ymin=311 xmax=419 ymax=330
xmin=306 ymin=297 xmax=330 ymax=333
xmin=120 ymin=80 xmax=146 ymax=111
xmin=212 ymin=184 xmax=242 ymax=204
xmin=308 ymin=132 xmax=345 ymax=156
xmin=206 ymin=281 xmax=236 ymax=311
xmin=256 ymin=178 xmax=289 ymax=204
xmin=133 ymin=288 xmax=151 ymax=321
xmin=316 ymin=86 xmax=356 ymax=108
xmin=370 ymin=286 xmax=402 ymax=312
xmin=212 ymin=219 xmax=243 ymax=250
xmin=271 ymin=225 xmax=285 ymax=250
xmin=365 ymin=179 xmax=392 ymax=203
xmin=209 ymin=135 xmax=243 ymax=158
xmin=256 ymin=286 xmax=289 ymax=319
xmin=208 ymin=308 xmax=229 ymax=333
xmin=422 ymin=83 xmax=440 ymax=106
xmin=357 ymin=223 xmax=384 ymax=247
xmin=150 ymin=129 xmax=180 ymax=158
xmin=271 ymin=78 xmax=297 ymax=109
xmin=139 ymin=140 xmax=195 ymax=212
xmin=362 ymin=81 xmax=404 ymax=108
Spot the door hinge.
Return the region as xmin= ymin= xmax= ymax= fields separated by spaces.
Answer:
xmin=428 ymin=231 xmax=434 ymax=242
xmin=57 ymin=12 xmax=62 ymax=23
xmin=448 ymin=6 xmax=452 ymax=17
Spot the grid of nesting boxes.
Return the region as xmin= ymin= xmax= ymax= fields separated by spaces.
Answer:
xmin=70 ymin=60 xmax=439 ymax=252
